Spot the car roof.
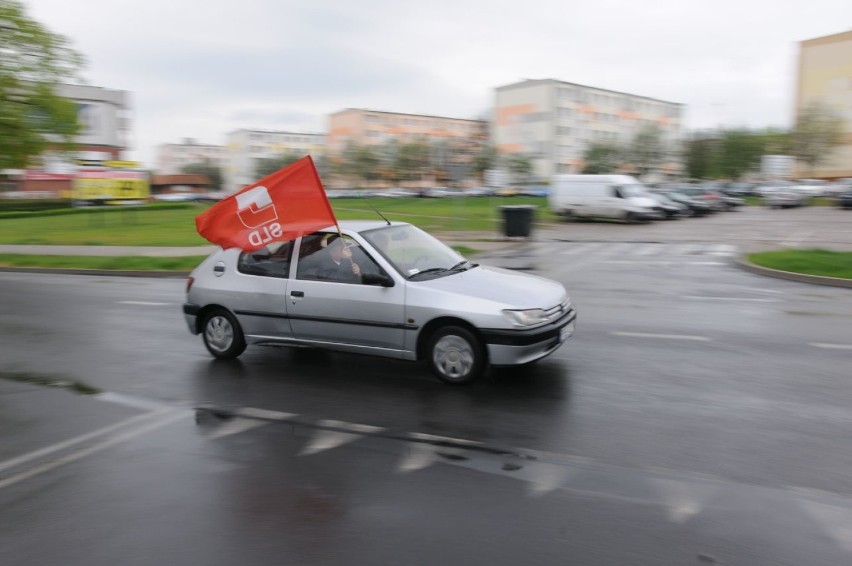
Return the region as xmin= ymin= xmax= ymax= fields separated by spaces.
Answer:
xmin=317 ymin=220 xmax=410 ymax=234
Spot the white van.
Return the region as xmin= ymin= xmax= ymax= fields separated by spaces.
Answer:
xmin=548 ymin=175 xmax=661 ymax=222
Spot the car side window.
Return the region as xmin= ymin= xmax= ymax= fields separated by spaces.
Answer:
xmin=296 ymin=233 xmax=386 ymax=284
xmin=237 ymin=240 xmax=294 ymax=278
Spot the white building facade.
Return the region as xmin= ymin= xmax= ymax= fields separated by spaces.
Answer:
xmin=795 ymin=29 xmax=852 ymax=179
xmin=493 ymin=79 xmax=683 ymax=179
xmin=225 ymin=129 xmax=325 ymax=192
xmin=156 ymin=139 xmax=226 ymax=174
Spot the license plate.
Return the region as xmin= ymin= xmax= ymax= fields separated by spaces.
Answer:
xmin=559 ymin=321 xmax=575 ymax=341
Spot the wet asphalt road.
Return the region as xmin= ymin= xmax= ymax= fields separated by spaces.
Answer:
xmin=2 ymin=214 xmax=852 ymax=564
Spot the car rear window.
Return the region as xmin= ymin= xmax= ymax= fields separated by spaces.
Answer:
xmin=237 ymin=241 xmax=294 ymax=278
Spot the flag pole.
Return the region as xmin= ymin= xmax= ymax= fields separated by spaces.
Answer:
xmin=305 ymin=155 xmax=344 ymax=239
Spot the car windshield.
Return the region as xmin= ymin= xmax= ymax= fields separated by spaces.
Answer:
xmin=362 ymin=224 xmax=468 ymax=279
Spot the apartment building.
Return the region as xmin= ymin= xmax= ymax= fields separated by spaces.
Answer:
xmin=225 ymin=129 xmax=325 ymax=192
xmin=493 ymin=79 xmax=683 ymax=178
xmin=326 ymin=108 xmax=486 ymax=153
xmin=796 ymin=29 xmax=852 ymax=179
xmin=156 ymin=139 xmax=226 ymax=175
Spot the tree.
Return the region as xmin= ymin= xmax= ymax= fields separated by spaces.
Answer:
xmin=717 ymin=129 xmax=766 ymax=180
xmin=582 ymin=142 xmax=623 ymax=174
xmin=685 ymin=135 xmax=718 ymax=180
xmin=792 ymin=102 xmax=844 ymax=176
xmin=626 ymin=125 xmax=666 ymax=178
xmin=686 ymin=128 xmax=794 ymax=180
xmin=0 ymin=0 xmax=85 ymax=169
xmin=181 ymin=159 xmax=222 ymax=191
xmin=505 ymin=154 xmax=533 ymax=182
xmin=254 ymin=151 xmax=302 ymax=178
xmin=395 ymin=139 xmax=431 ymax=181
xmin=472 ymin=144 xmax=498 ymax=180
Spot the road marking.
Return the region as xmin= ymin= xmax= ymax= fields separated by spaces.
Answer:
xmin=684 ymin=296 xmax=779 ymax=302
xmin=708 ymin=244 xmax=736 ymax=256
xmin=299 ymin=420 xmax=385 ymax=455
xmin=601 ymin=260 xmax=725 ymax=266
xmin=810 ymin=343 xmax=852 ymax=351
xmin=633 ymin=244 xmax=661 ymax=256
xmin=0 ymin=409 xmax=171 ymax=474
xmin=0 ymin=409 xmax=186 ymax=491
xmin=95 ymin=392 xmax=173 ymax=411
xmin=118 ymin=301 xmax=171 ymax=306
xmin=800 ymin=499 xmax=852 ymax=554
xmin=206 ymin=417 xmax=271 ymax=439
xmin=611 ymin=331 xmax=712 ymax=341
xmin=782 ymin=230 xmax=812 ymax=247
xmin=652 ymin=478 xmax=716 ymax=524
xmin=397 ymin=444 xmax=439 ymax=473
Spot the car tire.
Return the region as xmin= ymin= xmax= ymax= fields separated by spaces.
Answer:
xmin=428 ymin=326 xmax=485 ymax=385
xmin=202 ymin=309 xmax=246 ymax=359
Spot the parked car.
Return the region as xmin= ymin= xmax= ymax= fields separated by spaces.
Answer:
xmin=668 ymin=185 xmax=728 ymax=211
xmin=644 ymin=192 xmax=687 ymax=219
xmin=548 ymin=174 xmax=662 ymax=222
xmin=183 ymin=221 xmax=577 ymax=384
xmin=795 ymin=179 xmax=828 ymax=197
xmin=763 ymin=189 xmax=807 ymax=208
xmin=755 ymin=180 xmax=797 ymax=196
xmin=659 ymin=191 xmax=715 ymax=216
xmin=836 ymin=187 xmax=852 ymax=210
xmin=826 ymin=178 xmax=852 ymax=198
xmin=721 ymin=182 xmax=756 ymax=197
xmin=421 ymin=187 xmax=457 ymax=198
xmin=462 ymin=187 xmax=493 ymax=197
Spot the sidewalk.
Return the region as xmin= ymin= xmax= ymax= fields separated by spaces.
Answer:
xmin=0 ymin=244 xmax=218 ymax=257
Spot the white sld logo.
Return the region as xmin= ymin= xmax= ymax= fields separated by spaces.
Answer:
xmin=235 ymin=186 xmax=282 ymax=247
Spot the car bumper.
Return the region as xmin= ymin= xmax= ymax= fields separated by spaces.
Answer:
xmin=480 ymin=307 xmax=577 ymax=366
xmin=183 ymin=303 xmax=200 ymax=334
xmin=633 ymin=208 xmax=664 ymax=220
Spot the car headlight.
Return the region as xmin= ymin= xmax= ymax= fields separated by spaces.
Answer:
xmin=502 ymin=308 xmax=549 ymax=327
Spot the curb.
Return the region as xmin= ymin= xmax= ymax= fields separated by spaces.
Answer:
xmin=0 ymin=266 xmax=190 ymax=278
xmin=734 ymin=256 xmax=852 ymax=289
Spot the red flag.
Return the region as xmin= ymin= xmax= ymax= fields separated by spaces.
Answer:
xmin=195 ymin=155 xmax=338 ymax=251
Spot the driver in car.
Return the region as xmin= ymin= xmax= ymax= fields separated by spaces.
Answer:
xmin=317 ymin=235 xmax=362 ymax=283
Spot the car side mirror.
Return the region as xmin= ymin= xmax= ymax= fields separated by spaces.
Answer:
xmin=362 ymin=272 xmax=395 ymax=287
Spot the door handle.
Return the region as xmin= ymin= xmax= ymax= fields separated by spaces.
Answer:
xmin=291 ymin=291 xmax=304 ymax=297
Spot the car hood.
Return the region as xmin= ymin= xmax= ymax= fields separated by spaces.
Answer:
xmin=414 ymin=264 xmax=567 ymax=309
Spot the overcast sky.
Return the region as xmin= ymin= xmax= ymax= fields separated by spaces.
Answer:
xmin=23 ymin=0 xmax=852 ymax=167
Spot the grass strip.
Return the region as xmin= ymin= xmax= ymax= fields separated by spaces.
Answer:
xmin=0 ymin=197 xmax=550 ymax=245
xmin=747 ymin=249 xmax=852 ymax=279
xmin=0 ymin=254 xmax=207 ymax=271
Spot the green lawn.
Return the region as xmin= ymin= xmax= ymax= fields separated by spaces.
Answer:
xmin=748 ymin=249 xmax=852 ymax=279
xmin=0 ymin=197 xmax=553 ymax=246
xmin=0 ymin=254 xmax=208 ymax=271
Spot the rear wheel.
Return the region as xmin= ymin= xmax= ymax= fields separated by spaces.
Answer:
xmin=202 ymin=309 xmax=246 ymax=359
xmin=428 ymin=326 xmax=485 ymax=385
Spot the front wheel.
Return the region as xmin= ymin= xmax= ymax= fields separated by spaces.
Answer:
xmin=202 ymin=309 xmax=246 ymax=359
xmin=428 ymin=326 xmax=485 ymax=385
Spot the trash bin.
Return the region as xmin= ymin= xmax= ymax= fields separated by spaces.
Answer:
xmin=499 ymin=205 xmax=536 ymax=238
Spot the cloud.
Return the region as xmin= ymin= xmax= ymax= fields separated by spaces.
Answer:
xmin=21 ymin=0 xmax=852 ymax=165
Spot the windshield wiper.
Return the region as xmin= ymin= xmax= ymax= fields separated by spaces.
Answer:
xmin=408 ymin=267 xmax=446 ymax=279
xmin=409 ymin=261 xmax=478 ymax=280
xmin=447 ymin=260 xmax=477 ymax=272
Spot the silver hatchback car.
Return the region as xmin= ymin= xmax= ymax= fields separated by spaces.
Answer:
xmin=183 ymin=221 xmax=576 ymax=384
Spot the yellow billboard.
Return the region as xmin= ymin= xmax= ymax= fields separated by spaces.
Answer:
xmin=72 ymin=170 xmax=150 ymax=200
